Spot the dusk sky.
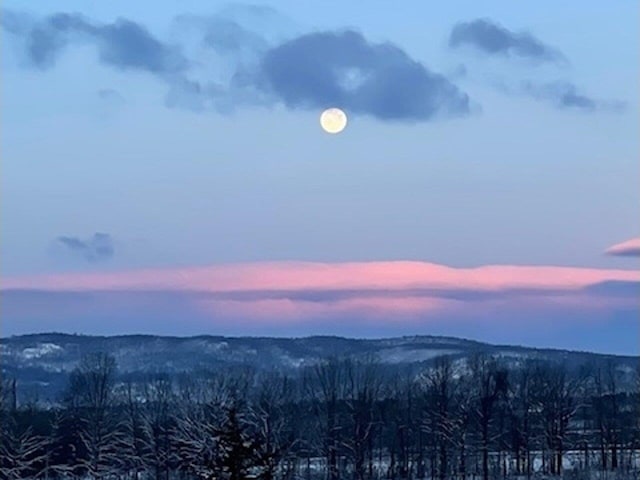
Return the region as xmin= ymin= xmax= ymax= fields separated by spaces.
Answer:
xmin=1 ymin=1 xmax=638 ymax=353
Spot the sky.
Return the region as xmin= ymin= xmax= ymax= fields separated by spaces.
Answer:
xmin=1 ymin=1 xmax=638 ymax=353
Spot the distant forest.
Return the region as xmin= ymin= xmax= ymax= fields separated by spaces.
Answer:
xmin=1 ymin=353 xmax=638 ymax=480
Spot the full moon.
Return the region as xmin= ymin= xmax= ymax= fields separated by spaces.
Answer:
xmin=320 ymin=108 xmax=348 ymax=134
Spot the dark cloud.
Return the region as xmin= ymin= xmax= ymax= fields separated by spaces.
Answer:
xmin=4 ymin=12 xmax=470 ymax=122
xmin=448 ymin=19 xmax=625 ymax=113
xmin=2 ymin=11 xmax=188 ymax=75
xmin=610 ymin=248 xmax=640 ymax=258
xmin=94 ymin=19 xmax=187 ymax=74
xmin=57 ymin=233 xmax=115 ymax=263
xmin=449 ymin=19 xmax=564 ymax=64
xmin=165 ymin=28 xmax=471 ymax=121
xmin=249 ymin=30 xmax=470 ymax=121
xmin=522 ymin=81 xmax=624 ymax=112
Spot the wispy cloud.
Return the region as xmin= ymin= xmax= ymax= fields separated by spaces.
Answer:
xmin=56 ymin=232 xmax=115 ymax=263
xmin=606 ymin=238 xmax=640 ymax=257
xmin=521 ymin=81 xmax=625 ymax=112
xmin=449 ymin=18 xmax=565 ymax=64
xmin=447 ymin=19 xmax=625 ymax=113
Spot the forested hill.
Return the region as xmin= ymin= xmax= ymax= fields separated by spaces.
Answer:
xmin=1 ymin=333 xmax=638 ymax=403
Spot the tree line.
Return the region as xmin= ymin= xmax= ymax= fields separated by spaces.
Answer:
xmin=1 ymin=353 xmax=638 ymax=480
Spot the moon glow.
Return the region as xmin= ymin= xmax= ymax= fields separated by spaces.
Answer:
xmin=320 ymin=108 xmax=348 ymax=134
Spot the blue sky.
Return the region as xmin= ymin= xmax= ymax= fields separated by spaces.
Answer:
xmin=1 ymin=1 xmax=638 ymax=351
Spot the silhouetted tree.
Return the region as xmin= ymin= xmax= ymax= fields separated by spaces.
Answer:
xmin=66 ymin=352 xmax=121 ymax=478
xmin=469 ymin=355 xmax=508 ymax=480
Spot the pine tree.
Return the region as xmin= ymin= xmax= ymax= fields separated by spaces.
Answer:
xmin=217 ymin=404 xmax=260 ymax=480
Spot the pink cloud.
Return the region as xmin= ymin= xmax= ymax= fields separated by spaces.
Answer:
xmin=2 ymin=261 xmax=639 ymax=293
xmin=2 ymin=261 xmax=638 ymax=346
xmin=605 ymin=238 xmax=640 ymax=257
xmin=3 ymin=261 xmax=637 ymax=338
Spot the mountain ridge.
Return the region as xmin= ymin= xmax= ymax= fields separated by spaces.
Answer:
xmin=2 ymin=332 xmax=638 ymax=403
xmin=3 ymin=331 xmax=637 ymax=358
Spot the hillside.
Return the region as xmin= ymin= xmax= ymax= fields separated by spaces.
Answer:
xmin=1 ymin=333 xmax=637 ymax=402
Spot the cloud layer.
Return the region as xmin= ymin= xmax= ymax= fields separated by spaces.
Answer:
xmin=5 ymin=260 xmax=640 ymax=292
xmin=3 ymin=261 xmax=638 ymax=341
xmin=2 ymin=261 xmax=638 ymax=352
xmin=449 ymin=18 xmax=564 ymax=64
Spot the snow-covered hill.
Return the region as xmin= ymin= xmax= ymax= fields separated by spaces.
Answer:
xmin=1 ymin=333 xmax=637 ymax=402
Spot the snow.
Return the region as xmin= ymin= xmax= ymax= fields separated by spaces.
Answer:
xmin=21 ymin=343 xmax=63 ymax=359
xmin=378 ymin=347 xmax=460 ymax=364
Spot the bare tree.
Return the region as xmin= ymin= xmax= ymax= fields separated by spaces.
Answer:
xmin=4 ymin=349 xmax=640 ymax=480
xmin=140 ymin=374 xmax=175 ymax=480
xmin=118 ymin=379 xmax=146 ymax=479
xmin=309 ymin=359 xmax=348 ymax=480
xmin=173 ymin=398 xmax=224 ymax=479
xmin=67 ymin=352 xmax=122 ymax=478
xmin=342 ymin=359 xmax=382 ymax=480
xmin=250 ymin=373 xmax=299 ymax=480
xmin=383 ymin=370 xmax=417 ymax=480
xmin=592 ymin=360 xmax=626 ymax=472
xmin=531 ymin=362 xmax=581 ymax=476
xmin=452 ymin=371 xmax=473 ymax=480
xmin=173 ymin=374 xmax=233 ymax=478
xmin=505 ymin=361 xmax=535 ymax=478
xmin=469 ymin=354 xmax=508 ymax=480
xmin=421 ymin=356 xmax=456 ymax=480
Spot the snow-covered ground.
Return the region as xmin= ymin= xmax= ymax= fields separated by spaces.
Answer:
xmin=18 ymin=342 xmax=63 ymax=359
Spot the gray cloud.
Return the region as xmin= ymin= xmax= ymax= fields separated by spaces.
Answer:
xmin=249 ymin=30 xmax=471 ymax=121
xmin=448 ymin=19 xmax=625 ymax=113
xmin=57 ymin=233 xmax=115 ymax=263
xmin=522 ymin=81 xmax=625 ymax=112
xmin=3 ymin=12 xmax=470 ymax=122
xmin=166 ymin=28 xmax=472 ymax=122
xmin=449 ymin=18 xmax=565 ymax=64
xmin=2 ymin=11 xmax=188 ymax=75
xmin=609 ymin=248 xmax=640 ymax=258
